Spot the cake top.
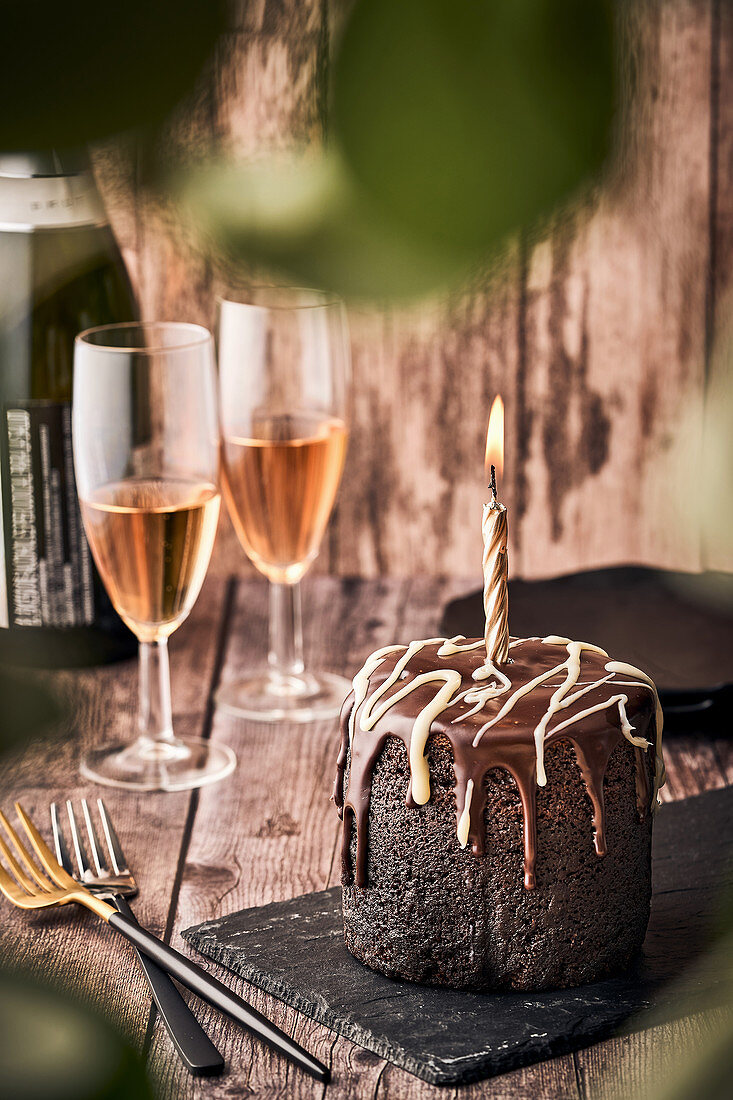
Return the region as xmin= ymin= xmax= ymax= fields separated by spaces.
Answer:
xmin=334 ymin=634 xmax=665 ymax=889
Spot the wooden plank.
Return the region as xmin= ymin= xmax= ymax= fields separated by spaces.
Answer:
xmin=661 ymin=734 xmax=732 ymax=802
xmin=214 ymin=27 xmax=324 ymax=159
xmin=328 ymin=256 xmax=522 ymax=578
xmin=517 ymin=0 xmax=712 ymax=578
xmin=0 ymin=575 xmax=228 ymax=1051
xmin=701 ymin=0 xmax=733 ymax=571
xmin=91 ymin=138 xmax=141 ymax=295
xmin=148 ymin=575 xmax=410 ymax=1097
xmin=376 ymin=1057 xmax=580 ymax=1100
xmin=707 ymin=0 xmax=733 ymax=343
xmin=131 ymin=52 xmax=218 ymax=333
xmin=229 ymin=0 xmax=325 ymax=37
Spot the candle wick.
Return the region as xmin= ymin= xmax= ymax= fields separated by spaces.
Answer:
xmin=488 ymin=464 xmax=497 ymax=505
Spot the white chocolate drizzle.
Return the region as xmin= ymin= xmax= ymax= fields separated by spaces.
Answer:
xmin=439 ymin=635 xmax=515 ymax=717
xmin=348 ymin=644 xmax=406 ymax=746
xmin=605 ymin=660 xmax=666 ymax=808
xmin=356 ymin=639 xmax=461 ymax=805
xmin=342 ymin=634 xmax=665 ymax=864
xmin=437 ymin=635 xmax=483 ymax=657
xmin=457 ymin=779 xmax=474 ymax=848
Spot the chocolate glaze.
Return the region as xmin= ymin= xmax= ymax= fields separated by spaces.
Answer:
xmin=334 ymin=637 xmax=659 ymax=890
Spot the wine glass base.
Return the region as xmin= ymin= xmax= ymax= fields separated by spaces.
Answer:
xmin=215 ymin=670 xmax=351 ymax=723
xmin=80 ymin=737 xmax=236 ymax=792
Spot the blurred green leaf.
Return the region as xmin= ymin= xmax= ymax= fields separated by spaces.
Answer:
xmin=0 ymin=2 xmax=227 ymax=149
xmin=0 ymin=971 xmax=153 ymax=1100
xmin=645 ymin=1011 xmax=733 ymax=1100
xmin=333 ymin=0 xmax=615 ymax=252
xmin=177 ymin=150 xmax=476 ymax=300
xmin=178 ymin=0 xmax=615 ymax=300
xmin=628 ymin=935 xmax=733 ymax=1100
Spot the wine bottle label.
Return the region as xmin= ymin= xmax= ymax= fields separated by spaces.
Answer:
xmin=0 ymin=401 xmax=94 ymax=629
xmin=0 ymin=175 xmax=106 ymax=232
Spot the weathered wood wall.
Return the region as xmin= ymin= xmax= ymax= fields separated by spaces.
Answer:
xmin=94 ymin=0 xmax=733 ymax=580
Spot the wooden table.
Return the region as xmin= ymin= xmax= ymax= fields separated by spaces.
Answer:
xmin=2 ymin=575 xmax=731 ymax=1099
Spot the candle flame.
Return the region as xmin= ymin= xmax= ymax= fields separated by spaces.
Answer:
xmin=485 ymin=395 xmax=504 ymax=483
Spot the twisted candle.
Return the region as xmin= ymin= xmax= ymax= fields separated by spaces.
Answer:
xmin=482 ymin=465 xmax=509 ymax=664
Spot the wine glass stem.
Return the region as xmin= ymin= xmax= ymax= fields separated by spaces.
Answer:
xmin=268 ymin=581 xmax=305 ymax=680
xmin=138 ymin=638 xmax=176 ymax=745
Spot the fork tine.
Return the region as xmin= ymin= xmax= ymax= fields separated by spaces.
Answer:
xmin=65 ymin=800 xmax=92 ymax=881
xmin=0 ymin=855 xmax=38 ymax=906
xmin=0 ymin=829 xmax=45 ymax=895
xmin=0 ymin=851 xmax=69 ymax=911
xmin=97 ymin=799 xmax=129 ymax=876
xmin=80 ymin=799 xmax=106 ymax=876
xmin=14 ymin=802 xmax=77 ymax=890
xmin=0 ymin=809 xmax=51 ymax=891
xmin=50 ymin=803 xmax=75 ymax=877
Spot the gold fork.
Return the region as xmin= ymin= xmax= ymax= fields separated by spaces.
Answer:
xmin=0 ymin=803 xmax=329 ymax=1085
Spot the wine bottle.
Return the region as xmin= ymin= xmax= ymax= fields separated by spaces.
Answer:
xmin=0 ymin=149 xmax=138 ymax=667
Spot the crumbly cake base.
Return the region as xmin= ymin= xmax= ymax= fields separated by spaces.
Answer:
xmin=341 ymin=735 xmax=654 ymax=992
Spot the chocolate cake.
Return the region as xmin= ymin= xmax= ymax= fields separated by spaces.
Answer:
xmin=333 ymin=634 xmax=665 ymax=992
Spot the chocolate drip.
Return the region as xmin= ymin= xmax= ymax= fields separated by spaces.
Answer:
xmin=334 ymin=637 xmax=662 ymax=891
xmin=567 ymin=732 xmax=619 ymax=857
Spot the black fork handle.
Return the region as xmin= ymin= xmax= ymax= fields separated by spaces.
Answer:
xmin=108 ymin=909 xmax=330 ymax=1084
xmin=112 ymin=897 xmax=224 ymax=1076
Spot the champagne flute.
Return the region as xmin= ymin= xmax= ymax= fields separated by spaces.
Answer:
xmin=72 ymin=322 xmax=236 ymax=790
xmin=216 ymin=288 xmax=351 ymax=721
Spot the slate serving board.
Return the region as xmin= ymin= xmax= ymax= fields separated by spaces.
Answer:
xmin=183 ymin=787 xmax=733 ymax=1086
